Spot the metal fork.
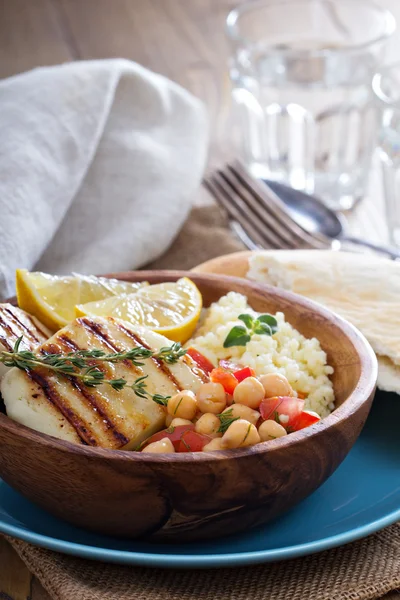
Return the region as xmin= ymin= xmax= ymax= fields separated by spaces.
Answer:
xmin=204 ymin=161 xmax=400 ymax=257
xmin=203 ymin=161 xmax=334 ymax=251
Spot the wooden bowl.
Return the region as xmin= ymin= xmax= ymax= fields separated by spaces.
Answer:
xmin=0 ymin=270 xmax=377 ymax=542
xmin=192 ymin=250 xmax=253 ymax=278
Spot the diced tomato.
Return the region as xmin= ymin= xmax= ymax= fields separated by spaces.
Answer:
xmin=186 ymin=347 xmax=215 ymax=375
xmin=233 ymin=366 xmax=256 ymax=382
xmin=210 ymin=367 xmax=238 ymax=395
xmin=259 ymin=397 xmax=283 ymax=420
xmin=141 ymin=424 xmax=195 ymax=451
xmin=259 ymin=396 xmax=304 ymax=429
xmin=177 ymin=430 xmax=212 ymax=452
xmin=292 ymin=410 xmax=320 ymax=431
xmin=218 ymin=359 xmax=239 ymax=372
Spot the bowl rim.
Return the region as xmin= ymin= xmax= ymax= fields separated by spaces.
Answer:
xmin=0 ymin=269 xmax=378 ymax=463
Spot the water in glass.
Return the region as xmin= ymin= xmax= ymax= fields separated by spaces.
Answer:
xmin=227 ymin=0 xmax=395 ymax=211
xmin=373 ymin=64 xmax=400 ymax=247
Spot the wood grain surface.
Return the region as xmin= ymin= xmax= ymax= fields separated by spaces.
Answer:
xmin=0 ymin=1 xmax=399 ymax=599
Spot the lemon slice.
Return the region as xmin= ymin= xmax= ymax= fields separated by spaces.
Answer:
xmin=73 ymin=273 xmax=148 ymax=305
xmin=76 ymin=277 xmax=202 ymax=343
xmin=15 ymin=270 xmax=147 ymax=331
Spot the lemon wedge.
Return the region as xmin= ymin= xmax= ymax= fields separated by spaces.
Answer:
xmin=15 ymin=270 xmax=147 ymax=331
xmin=74 ymin=273 xmax=148 ymax=305
xmin=76 ymin=277 xmax=202 ymax=343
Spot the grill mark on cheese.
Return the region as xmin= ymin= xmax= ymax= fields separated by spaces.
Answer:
xmin=34 ymin=346 xmax=129 ymax=445
xmin=0 ymin=331 xmax=13 ymax=351
xmin=0 ymin=305 xmax=48 ymax=352
xmin=40 ymin=340 xmax=110 ymax=384
xmin=2 ymin=316 xmax=169 ymax=450
xmin=78 ymin=317 xmax=141 ymax=372
xmin=26 ymin=370 xmax=97 ymax=445
xmin=55 ymin=334 xmax=110 ymax=376
xmin=79 ymin=317 xmax=121 ymax=352
xmin=116 ymin=323 xmax=183 ymax=392
xmin=0 ymin=313 xmax=16 ymax=338
xmin=69 ymin=379 xmax=130 ymax=446
xmin=39 ymin=345 xmax=58 ymax=358
xmin=38 ymin=332 xmax=131 ymax=445
xmin=58 ymin=334 xmax=80 ymax=352
xmin=0 ymin=309 xmax=20 ymax=350
xmin=24 ymin=315 xmax=50 ymax=340
xmin=3 ymin=306 xmax=41 ymax=343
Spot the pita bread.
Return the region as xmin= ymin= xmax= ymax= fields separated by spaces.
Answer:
xmin=247 ymin=250 xmax=400 ymax=393
xmin=376 ymin=356 xmax=400 ymax=393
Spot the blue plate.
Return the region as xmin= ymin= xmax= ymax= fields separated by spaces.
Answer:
xmin=0 ymin=390 xmax=399 ymax=568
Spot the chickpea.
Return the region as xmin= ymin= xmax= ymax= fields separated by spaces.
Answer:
xmin=258 ymin=419 xmax=288 ymax=442
xmin=202 ymin=437 xmax=226 ymax=452
xmin=195 ymin=413 xmax=221 ymax=437
xmin=233 ymin=377 xmax=265 ymax=409
xmin=167 ymin=390 xmax=197 ymax=420
xmin=170 ymin=417 xmax=193 ymax=427
xmin=196 ymin=382 xmax=227 ymax=414
xmin=259 ymin=373 xmax=293 ymax=398
xmin=165 ymin=413 xmax=189 ymax=427
xmin=191 ymin=410 xmax=203 ymax=423
xmin=222 ymin=419 xmax=261 ymax=449
xmin=142 ymin=437 xmax=175 ymax=453
xmin=222 ymin=404 xmax=260 ymax=426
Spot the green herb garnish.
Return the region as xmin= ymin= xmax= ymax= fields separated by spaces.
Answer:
xmin=273 ymin=410 xmax=280 ymax=423
xmin=173 ymin=396 xmax=184 ymax=414
xmin=242 ymin=422 xmax=252 ymax=444
xmin=223 ymin=313 xmax=278 ymax=348
xmin=0 ymin=336 xmax=187 ymax=405
xmin=217 ymin=408 xmax=240 ymax=433
xmin=223 ymin=325 xmax=251 ymax=348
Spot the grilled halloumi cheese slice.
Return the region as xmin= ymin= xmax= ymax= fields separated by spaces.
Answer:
xmin=0 ymin=304 xmax=51 ymax=378
xmin=2 ymin=316 xmax=208 ymax=450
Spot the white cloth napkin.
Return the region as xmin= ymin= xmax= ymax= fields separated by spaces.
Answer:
xmin=0 ymin=59 xmax=208 ymax=299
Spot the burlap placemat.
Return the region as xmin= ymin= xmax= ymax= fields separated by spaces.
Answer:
xmin=146 ymin=205 xmax=246 ymax=271
xmin=5 ymin=205 xmax=400 ymax=599
xmin=5 ymin=523 xmax=400 ymax=600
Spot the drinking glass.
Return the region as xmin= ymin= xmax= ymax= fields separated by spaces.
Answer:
xmin=373 ymin=64 xmax=400 ymax=247
xmin=226 ymin=0 xmax=395 ymax=211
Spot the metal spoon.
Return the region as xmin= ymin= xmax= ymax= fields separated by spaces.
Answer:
xmin=262 ymin=180 xmax=400 ymax=260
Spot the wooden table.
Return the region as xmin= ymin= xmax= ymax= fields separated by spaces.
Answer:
xmin=0 ymin=0 xmax=399 ymax=598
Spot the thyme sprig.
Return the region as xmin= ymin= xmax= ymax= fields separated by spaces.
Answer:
xmin=217 ymin=408 xmax=240 ymax=434
xmin=0 ymin=337 xmax=187 ymax=404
